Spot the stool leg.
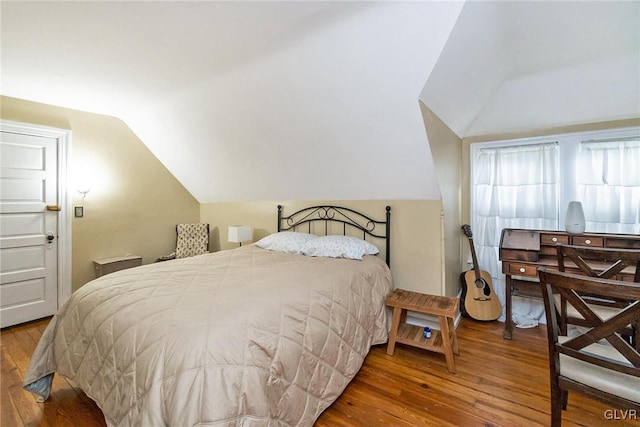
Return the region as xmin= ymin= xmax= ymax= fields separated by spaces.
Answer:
xmin=448 ymin=316 xmax=459 ymax=355
xmin=387 ymin=307 xmax=403 ymax=355
xmin=439 ymin=315 xmax=456 ymax=373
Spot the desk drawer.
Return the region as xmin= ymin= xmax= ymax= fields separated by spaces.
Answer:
xmin=572 ymin=236 xmax=604 ymax=247
xmin=606 ymin=237 xmax=640 ymax=249
xmin=506 ymin=263 xmax=538 ymax=277
xmin=541 ymin=234 xmax=569 ymax=245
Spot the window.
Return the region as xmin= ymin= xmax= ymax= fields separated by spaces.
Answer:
xmin=470 ymin=126 xmax=640 ymax=324
xmin=577 ymin=137 xmax=640 ymax=233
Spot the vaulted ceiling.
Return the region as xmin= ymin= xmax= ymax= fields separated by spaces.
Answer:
xmin=2 ymin=1 xmax=638 ymax=203
xmin=421 ymin=0 xmax=640 ymax=137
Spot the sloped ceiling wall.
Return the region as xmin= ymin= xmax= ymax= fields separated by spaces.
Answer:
xmin=2 ymin=1 xmax=638 ymax=203
xmin=1 ymin=1 xmax=463 ymax=203
xmin=421 ymin=0 xmax=640 ymax=137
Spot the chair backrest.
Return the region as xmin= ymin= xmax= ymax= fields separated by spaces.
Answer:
xmin=538 ymin=267 xmax=640 ymax=405
xmin=175 ymin=223 xmax=210 ymax=259
xmin=556 ymin=244 xmax=640 ymax=282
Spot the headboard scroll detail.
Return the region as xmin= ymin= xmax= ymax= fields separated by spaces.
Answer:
xmin=277 ymin=205 xmax=391 ymax=266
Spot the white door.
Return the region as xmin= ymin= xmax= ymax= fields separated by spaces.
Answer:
xmin=0 ymin=130 xmax=59 ymax=328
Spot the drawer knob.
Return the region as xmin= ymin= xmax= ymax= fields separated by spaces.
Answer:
xmin=552 ymin=237 xmax=558 ymax=242
xmin=520 ymin=267 xmax=526 ymax=273
xmin=585 ymin=239 xmax=591 ymax=245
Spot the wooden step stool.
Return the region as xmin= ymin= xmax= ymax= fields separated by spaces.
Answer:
xmin=386 ymin=289 xmax=460 ymax=373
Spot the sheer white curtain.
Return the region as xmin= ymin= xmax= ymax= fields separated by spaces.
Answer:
xmin=472 ymin=142 xmax=559 ymax=322
xmin=577 ymin=139 xmax=640 ymax=234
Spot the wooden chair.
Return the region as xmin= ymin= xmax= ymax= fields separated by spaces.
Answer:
xmin=538 ymin=268 xmax=640 ymax=426
xmin=556 ymin=244 xmax=640 ymax=346
xmin=156 ymin=223 xmax=210 ymax=262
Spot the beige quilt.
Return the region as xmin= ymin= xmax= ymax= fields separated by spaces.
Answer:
xmin=24 ymin=245 xmax=392 ymax=426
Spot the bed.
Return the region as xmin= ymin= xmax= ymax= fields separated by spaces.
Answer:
xmin=24 ymin=205 xmax=393 ymax=426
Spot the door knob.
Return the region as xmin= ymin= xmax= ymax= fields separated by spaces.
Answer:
xmin=47 ymin=232 xmax=55 ymax=242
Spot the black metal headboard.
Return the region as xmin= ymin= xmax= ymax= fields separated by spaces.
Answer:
xmin=277 ymin=205 xmax=391 ymax=266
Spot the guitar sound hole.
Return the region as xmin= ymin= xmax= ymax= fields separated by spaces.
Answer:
xmin=475 ymin=279 xmax=492 ymax=296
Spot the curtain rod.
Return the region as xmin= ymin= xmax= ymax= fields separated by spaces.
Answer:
xmin=480 ymin=141 xmax=557 ymax=153
xmin=581 ymin=137 xmax=640 ymax=148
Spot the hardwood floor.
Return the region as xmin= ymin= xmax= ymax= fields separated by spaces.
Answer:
xmin=1 ymin=317 xmax=635 ymax=426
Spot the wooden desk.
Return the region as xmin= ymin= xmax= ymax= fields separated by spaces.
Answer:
xmin=386 ymin=289 xmax=459 ymax=373
xmin=499 ymin=229 xmax=640 ymax=340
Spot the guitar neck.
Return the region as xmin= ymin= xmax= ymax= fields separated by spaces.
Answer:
xmin=468 ymin=237 xmax=482 ymax=281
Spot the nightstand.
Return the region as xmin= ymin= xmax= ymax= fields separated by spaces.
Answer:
xmin=385 ymin=288 xmax=460 ymax=373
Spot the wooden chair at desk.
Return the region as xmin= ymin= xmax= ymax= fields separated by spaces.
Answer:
xmin=539 ymin=268 xmax=640 ymax=426
xmin=556 ymin=244 xmax=640 ymax=348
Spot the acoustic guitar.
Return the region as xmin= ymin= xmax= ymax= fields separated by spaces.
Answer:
xmin=460 ymin=224 xmax=502 ymax=321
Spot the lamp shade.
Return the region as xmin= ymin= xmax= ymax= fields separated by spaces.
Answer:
xmin=565 ymin=201 xmax=586 ymax=234
xmin=228 ymin=225 xmax=252 ymax=244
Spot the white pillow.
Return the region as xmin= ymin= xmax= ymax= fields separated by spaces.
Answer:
xmin=301 ymin=235 xmax=379 ymax=260
xmin=255 ymin=231 xmax=317 ymax=254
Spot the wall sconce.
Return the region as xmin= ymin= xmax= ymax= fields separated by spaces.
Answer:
xmin=76 ymin=187 xmax=91 ymax=199
xmin=228 ymin=225 xmax=252 ymax=247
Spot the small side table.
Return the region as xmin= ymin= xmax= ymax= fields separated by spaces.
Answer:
xmin=93 ymin=255 xmax=142 ymax=278
xmin=386 ymin=289 xmax=460 ymax=373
